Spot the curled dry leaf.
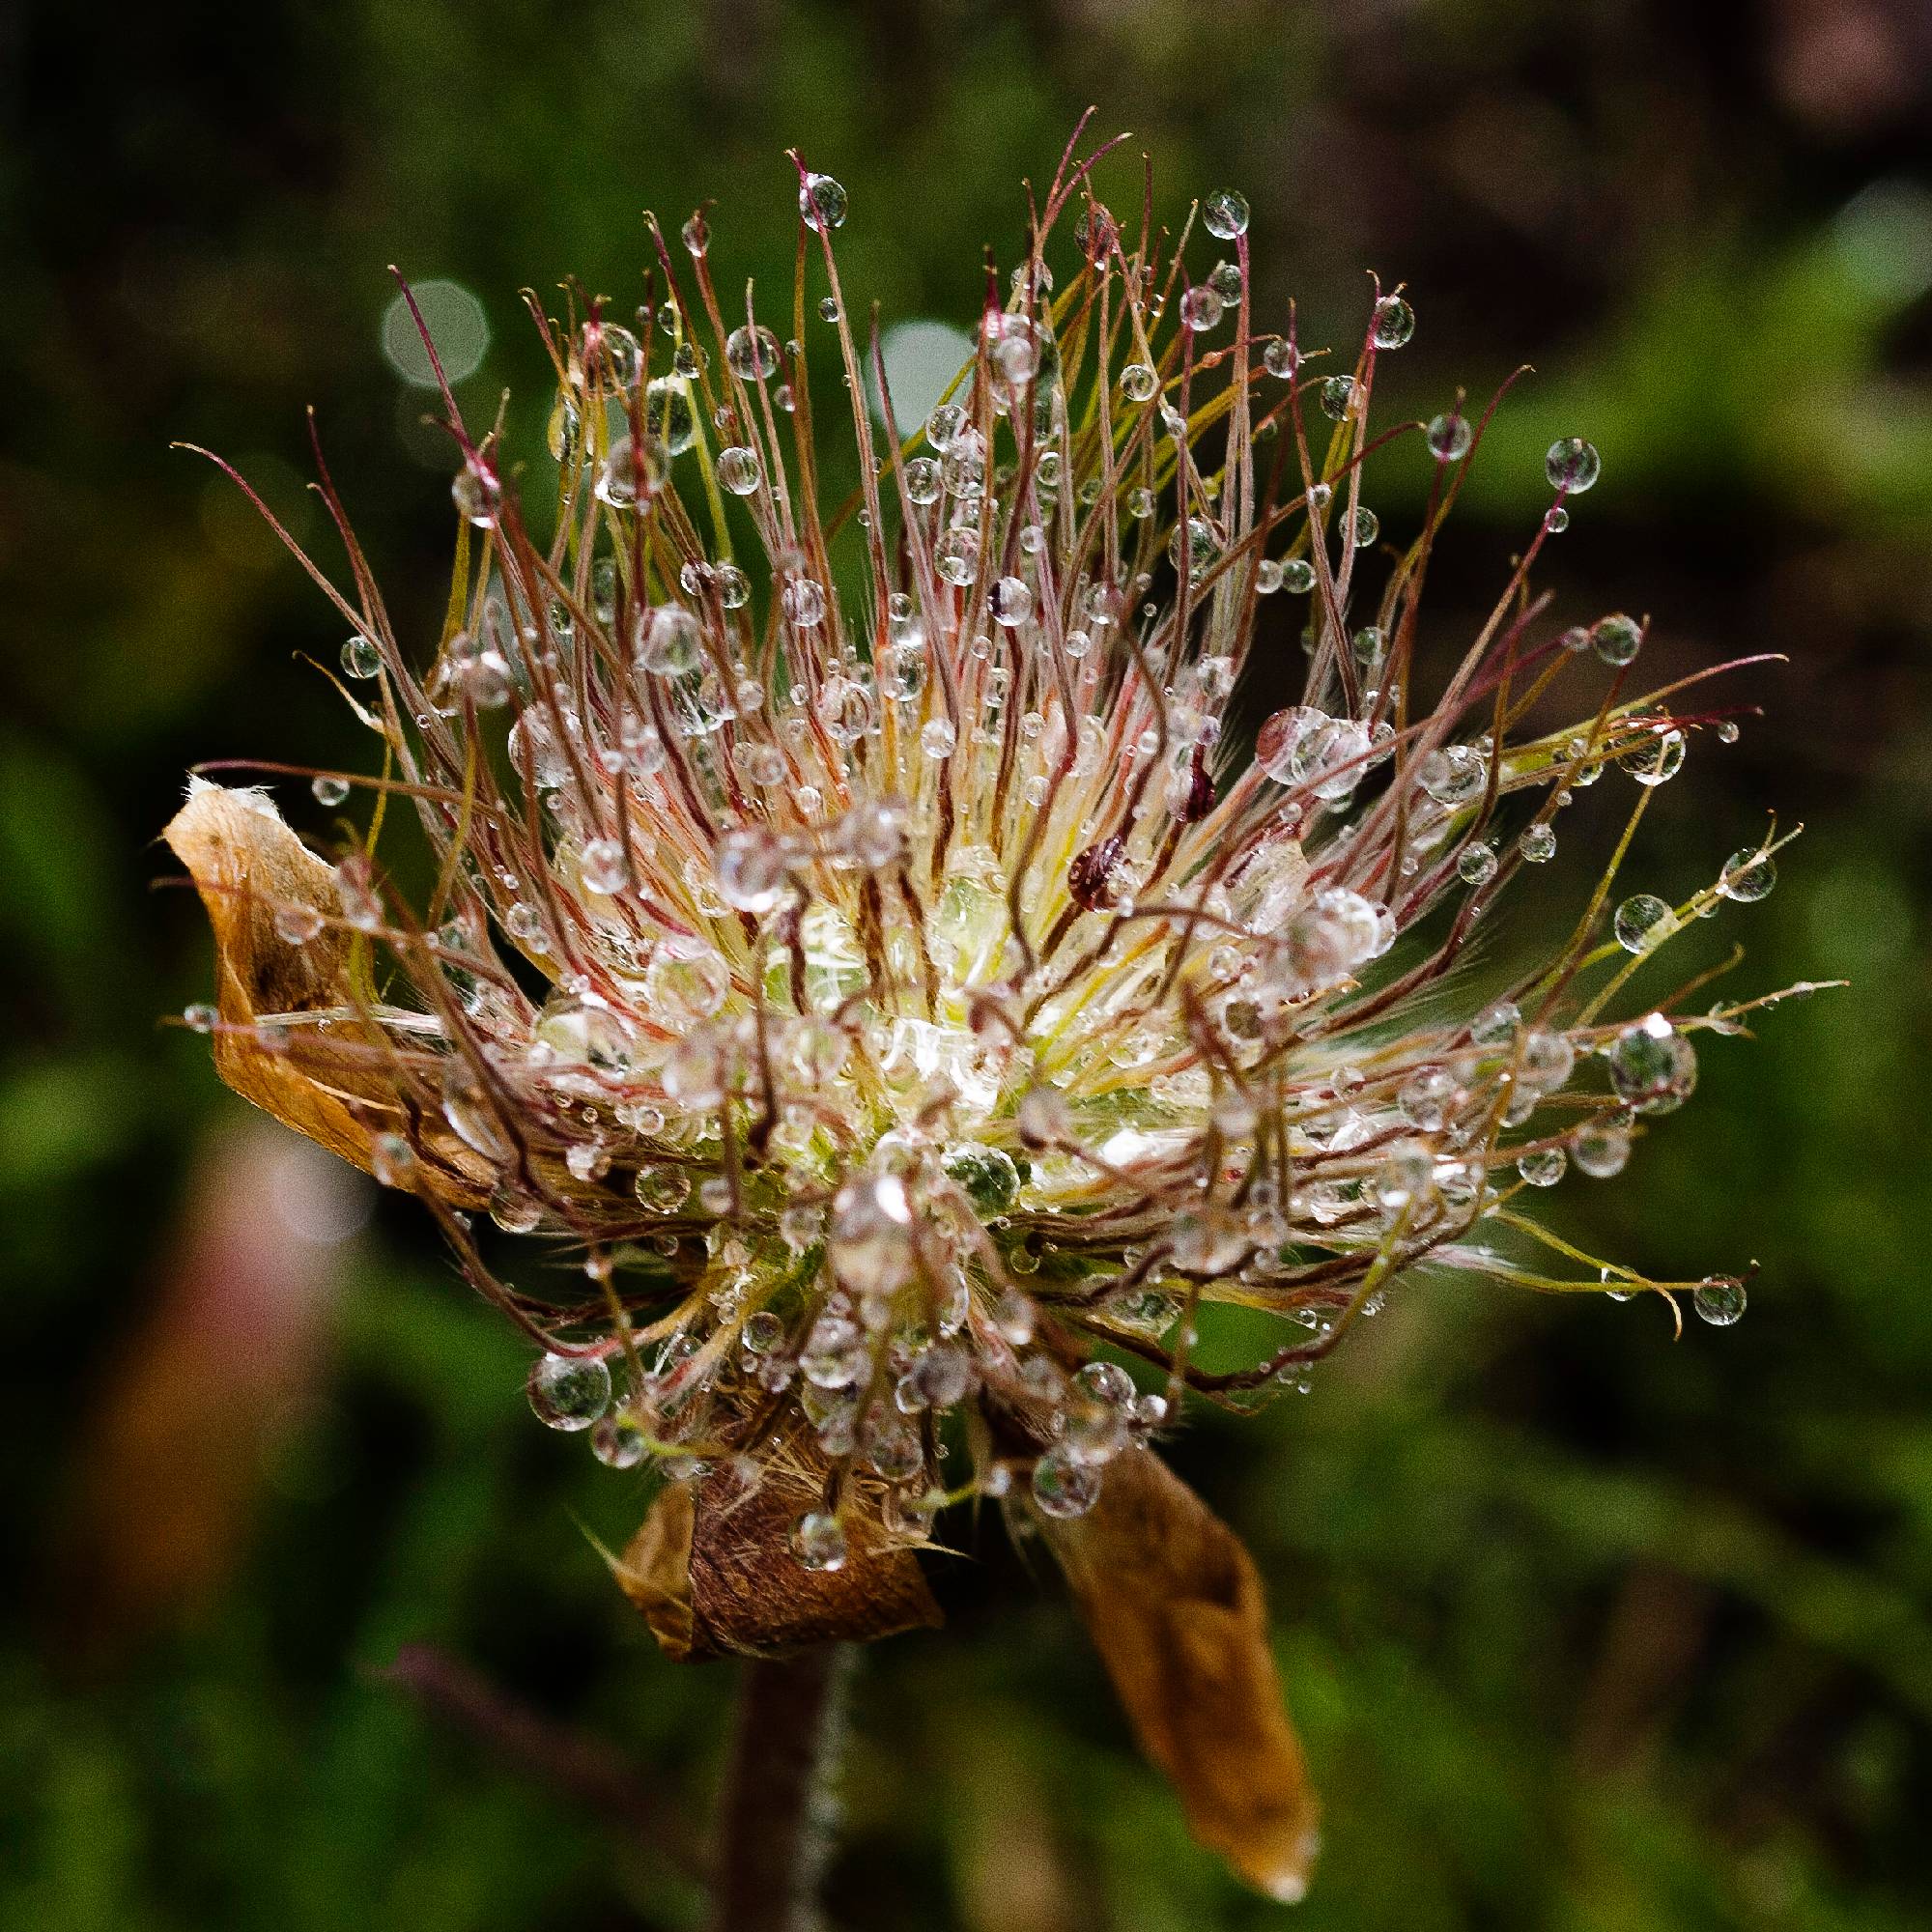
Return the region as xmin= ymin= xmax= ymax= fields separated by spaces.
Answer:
xmin=611 ymin=1442 xmax=941 ymax=1661
xmin=1037 ymin=1448 xmax=1321 ymax=1902
xmin=162 ymin=781 xmax=492 ymax=1206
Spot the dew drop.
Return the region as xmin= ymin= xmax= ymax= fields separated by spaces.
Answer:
xmin=1592 ymin=613 xmax=1643 ymax=667
xmin=718 ymin=445 xmax=762 ymax=496
xmin=526 ymin=1351 xmax=611 ymax=1431
xmin=1457 ymin=841 xmax=1499 ymax=886
xmin=1202 ymin=188 xmax=1249 ymax=240
xmin=1613 ymin=893 xmax=1677 ymax=953
xmin=1031 ymin=1445 xmax=1101 ymax=1518
xmin=799 ymin=173 xmax=847 ymax=232
xmin=1319 ymin=375 xmax=1355 ymax=421
xmin=341 ymin=634 xmax=381 ymax=680
xmin=791 ymin=1509 xmax=847 ymax=1569
xmin=1718 ymin=848 xmax=1776 ymax=902
xmin=1179 ymin=286 xmax=1223 ymax=332
xmin=1546 ymin=437 xmax=1602 ymax=494
xmin=1692 ymin=1277 xmax=1747 ymax=1326
xmin=1372 ymin=295 xmax=1415 ymax=348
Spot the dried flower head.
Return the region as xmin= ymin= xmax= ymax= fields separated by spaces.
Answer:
xmin=166 ymin=127 xmax=1822 ymax=1899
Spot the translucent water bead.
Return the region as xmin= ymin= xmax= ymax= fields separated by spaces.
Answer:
xmin=1719 ymin=848 xmax=1776 ymax=902
xmin=1202 ymin=188 xmax=1249 ymax=239
xmin=1426 ymin=412 xmax=1472 ymax=462
xmin=526 ymin=1351 xmax=611 ymax=1430
xmin=1031 ymin=1444 xmax=1101 ymax=1518
xmin=799 ymin=172 xmax=847 ymax=232
xmin=791 ymin=1510 xmax=847 ymax=1570
xmin=1546 ymin=437 xmax=1602 ymax=494
xmin=1371 ymin=296 xmax=1414 ymax=348
xmin=1612 ymin=893 xmax=1677 ymax=953
xmin=1692 ymin=1277 xmax=1747 ymax=1326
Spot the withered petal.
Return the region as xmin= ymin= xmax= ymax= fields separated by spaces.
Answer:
xmin=163 ymin=781 xmax=491 ymax=1206
xmin=611 ymin=1451 xmax=941 ymax=1662
xmin=1039 ymin=1449 xmax=1321 ymax=1902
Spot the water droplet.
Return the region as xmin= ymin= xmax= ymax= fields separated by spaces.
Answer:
xmin=370 ymin=1132 xmax=416 ymax=1187
xmin=597 ymin=434 xmax=669 ymax=507
xmin=1458 ymin=841 xmax=1499 ymax=886
xmin=791 ymin=1509 xmax=847 ymax=1570
xmin=1417 ymin=744 xmax=1488 ymax=806
xmin=782 ymin=577 xmax=827 ymax=627
xmin=1605 ymin=1012 xmax=1697 ymax=1114
xmin=1520 ymin=822 xmax=1557 ymax=864
xmin=451 ymin=461 xmax=500 ymax=526
xmin=634 ymin=1163 xmax=689 ymax=1213
xmin=1592 ymin=613 xmax=1643 ymax=667
xmin=718 ymin=445 xmax=762 ymax=496
xmin=442 ymin=1062 xmax=511 ymax=1160
xmin=310 ymin=774 xmax=351 ymax=808
xmin=1719 ymin=848 xmax=1776 ymax=902
xmin=1546 ymin=437 xmax=1601 ymax=494
xmin=934 ymin=527 xmax=980 ymax=587
xmin=580 ymin=838 xmax=630 ymax=895
xmin=1692 ymin=1277 xmax=1746 ymax=1326
xmin=1426 ymin=412 xmax=1472 ymax=462
xmin=1613 ymin=893 xmax=1677 ymax=952
xmin=644 ymin=377 xmax=696 ymax=455
xmin=991 ymin=576 xmax=1033 ymax=627
xmin=1471 ymin=1000 xmax=1522 ymax=1047
xmin=1372 ymin=295 xmax=1415 ymax=348
xmin=526 ymin=1351 xmax=611 ymax=1431
xmin=637 ymin=605 xmax=703 ymax=678
xmin=1319 ymin=375 xmax=1356 ymax=421
xmin=1517 ymin=1147 xmax=1566 ymax=1186
xmin=1179 ymin=286 xmax=1224 ymax=332
xmin=272 ymin=899 xmax=326 ymax=945
xmin=799 ymin=172 xmax=848 ymax=232
xmin=591 ymin=1410 xmax=650 ymax=1468
xmin=725 ymin=323 xmax=781 ymax=382
xmin=337 ymin=632 xmax=383 ymax=683
xmin=903 ymin=455 xmax=943 ymax=505
xmin=1203 ymin=188 xmax=1249 ymax=240
xmin=1622 ymin=728 xmax=1686 ymax=788
xmin=1031 ymin=1445 xmax=1101 ymax=1518
xmin=715 ymin=825 xmax=791 ymax=914
xmin=183 ymin=1002 xmax=217 ymax=1034
xmin=1573 ymin=1120 xmax=1631 ymax=1178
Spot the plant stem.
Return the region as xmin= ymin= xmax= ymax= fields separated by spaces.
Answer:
xmin=708 ymin=1645 xmax=853 ymax=1932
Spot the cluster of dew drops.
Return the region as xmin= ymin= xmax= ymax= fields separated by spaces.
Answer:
xmin=182 ymin=168 xmax=1784 ymax=1575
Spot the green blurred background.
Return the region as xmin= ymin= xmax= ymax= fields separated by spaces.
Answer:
xmin=4 ymin=1 xmax=1930 ymax=1925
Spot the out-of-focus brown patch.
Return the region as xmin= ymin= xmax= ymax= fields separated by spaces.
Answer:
xmin=1039 ymin=1448 xmax=1321 ymax=1903
xmin=163 ymin=781 xmax=489 ymax=1206
xmin=611 ymin=1447 xmax=941 ymax=1661
xmin=47 ymin=1120 xmax=357 ymax=1667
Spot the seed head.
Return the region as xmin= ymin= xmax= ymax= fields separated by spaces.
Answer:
xmin=165 ymin=139 xmax=1822 ymax=1893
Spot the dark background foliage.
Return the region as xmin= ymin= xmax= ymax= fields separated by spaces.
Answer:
xmin=2 ymin=2 xmax=1930 ymax=1926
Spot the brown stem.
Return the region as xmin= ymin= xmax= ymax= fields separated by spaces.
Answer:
xmin=708 ymin=1645 xmax=853 ymax=1932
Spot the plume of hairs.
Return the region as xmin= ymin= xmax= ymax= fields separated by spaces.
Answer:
xmin=165 ymin=123 xmax=1824 ymax=1901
